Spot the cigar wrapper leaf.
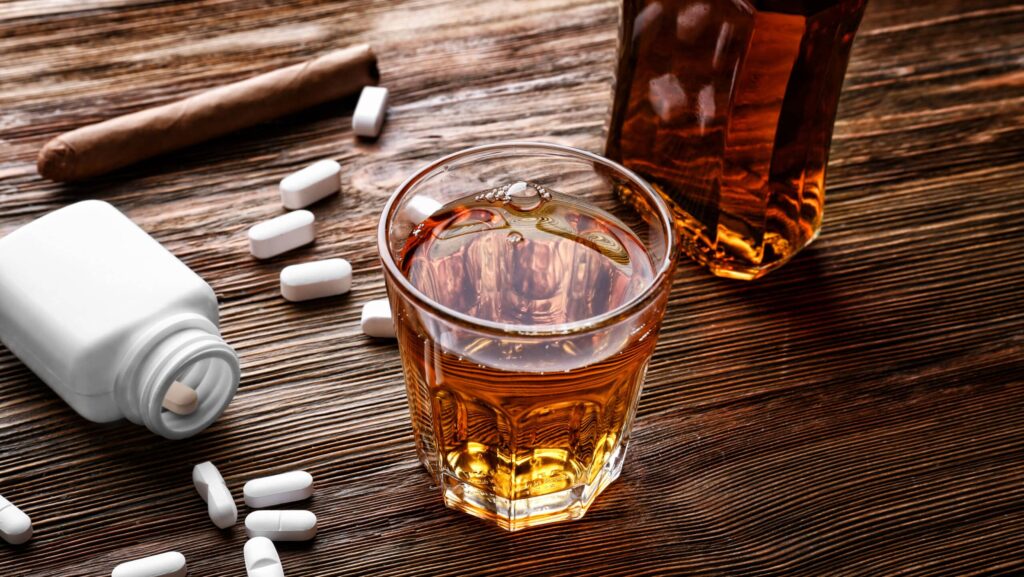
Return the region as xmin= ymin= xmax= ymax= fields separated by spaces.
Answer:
xmin=37 ymin=44 xmax=378 ymax=182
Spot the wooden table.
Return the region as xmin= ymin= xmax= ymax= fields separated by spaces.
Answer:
xmin=1 ymin=0 xmax=1021 ymax=575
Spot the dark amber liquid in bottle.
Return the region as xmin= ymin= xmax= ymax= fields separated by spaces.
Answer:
xmin=607 ymin=0 xmax=867 ymax=279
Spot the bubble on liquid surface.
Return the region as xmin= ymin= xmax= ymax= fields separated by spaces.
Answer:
xmin=506 ymin=231 xmax=524 ymax=244
xmin=506 ymin=181 xmax=543 ymax=212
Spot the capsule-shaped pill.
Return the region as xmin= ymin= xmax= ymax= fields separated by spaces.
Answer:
xmin=361 ymin=299 xmax=395 ymax=338
xmin=280 ymin=259 xmax=352 ymax=302
xmin=352 ymin=86 xmax=389 ymax=138
xmin=0 ymin=494 xmax=32 ymax=545
xmin=279 ymin=159 xmax=341 ymax=210
xmin=244 ymin=470 xmax=314 ymax=508
xmin=162 ymin=381 xmax=198 ymax=415
xmin=248 ymin=210 xmax=315 ymax=259
xmin=245 ymin=537 xmax=286 ymax=577
xmin=245 ymin=510 xmax=318 ymax=542
xmin=192 ymin=461 xmax=237 ymax=529
xmin=111 ymin=551 xmax=187 ymax=577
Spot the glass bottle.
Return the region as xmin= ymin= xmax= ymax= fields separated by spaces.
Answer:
xmin=607 ymin=0 xmax=868 ymax=279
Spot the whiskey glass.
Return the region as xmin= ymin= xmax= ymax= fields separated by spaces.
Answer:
xmin=378 ymin=142 xmax=677 ymax=530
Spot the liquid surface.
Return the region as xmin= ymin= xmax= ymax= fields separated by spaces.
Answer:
xmin=400 ymin=182 xmax=655 ymax=327
xmin=395 ymin=185 xmax=664 ymax=530
xmin=607 ymin=0 xmax=867 ymax=279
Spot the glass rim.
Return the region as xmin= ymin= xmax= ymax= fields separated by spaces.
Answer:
xmin=377 ymin=141 xmax=677 ymax=336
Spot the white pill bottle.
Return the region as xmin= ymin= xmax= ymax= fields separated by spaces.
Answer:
xmin=0 ymin=200 xmax=240 ymax=439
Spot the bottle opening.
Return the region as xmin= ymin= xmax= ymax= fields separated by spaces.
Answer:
xmin=155 ymin=354 xmax=238 ymax=434
xmin=120 ymin=318 xmax=241 ymax=440
xmin=146 ymin=345 xmax=239 ymax=440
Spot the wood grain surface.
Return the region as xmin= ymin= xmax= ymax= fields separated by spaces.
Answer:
xmin=1 ymin=0 xmax=1022 ymax=575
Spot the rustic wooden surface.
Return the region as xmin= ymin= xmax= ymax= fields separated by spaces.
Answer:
xmin=1 ymin=0 xmax=1022 ymax=575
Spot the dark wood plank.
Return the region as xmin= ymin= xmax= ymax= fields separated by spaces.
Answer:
xmin=1 ymin=0 xmax=1022 ymax=575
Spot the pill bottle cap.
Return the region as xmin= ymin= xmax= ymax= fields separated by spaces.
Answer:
xmin=116 ymin=314 xmax=240 ymax=439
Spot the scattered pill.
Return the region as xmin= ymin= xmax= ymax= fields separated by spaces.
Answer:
xmin=0 ymin=495 xmax=32 ymax=545
xmin=244 ymin=470 xmax=314 ymax=508
xmin=111 ymin=551 xmax=187 ymax=577
xmin=352 ymin=86 xmax=389 ymax=138
xmin=248 ymin=210 xmax=315 ymax=260
xmin=192 ymin=461 xmax=237 ymax=529
xmin=161 ymin=381 xmax=198 ymax=415
xmin=280 ymin=259 xmax=352 ymax=302
xmin=279 ymin=159 xmax=341 ymax=210
xmin=245 ymin=510 xmax=318 ymax=542
xmin=245 ymin=537 xmax=285 ymax=577
xmin=404 ymin=196 xmax=442 ymax=225
xmin=361 ymin=299 xmax=395 ymax=338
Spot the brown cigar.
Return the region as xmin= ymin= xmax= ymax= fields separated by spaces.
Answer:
xmin=37 ymin=44 xmax=378 ymax=182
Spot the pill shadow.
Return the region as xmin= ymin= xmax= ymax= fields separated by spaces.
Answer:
xmin=272 ymin=539 xmax=318 ymax=553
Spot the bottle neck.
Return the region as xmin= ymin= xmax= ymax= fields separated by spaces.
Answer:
xmin=116 ymin=314 xmax=240 ymax=439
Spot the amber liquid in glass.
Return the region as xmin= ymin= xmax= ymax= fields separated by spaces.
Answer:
xmin=607 ymin=0 xmax=867 ymax=279
xmin=396 ymin=183 xmax=661 ymax=530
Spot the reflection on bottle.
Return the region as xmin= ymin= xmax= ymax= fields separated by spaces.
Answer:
xmin=607 ymin=0 xmax=868 ymax=280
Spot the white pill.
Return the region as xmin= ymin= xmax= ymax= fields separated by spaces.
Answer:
xmin=245 ymin=537 xmax=285 ymax=577
xmin=249 ymin=210 xmax=315 ymax=260
xmin=352 ymin=86 xmax=389 ymax=138
xmin=245 ymin=510 xmax=318 ymax=542
xmin=404 ymin=196 xmax=442 ymax=225
xmin=361 ymin=299 xmax=395 ymax=338
xmin=279 ymin=159 xmax=341 ymax=210
xmin=192 ymin=461 xmax=237 ymax=529
xmin=161 ymin=381 xmax=198 ymax=415
xmin=111 ymin=552 xmax=187 ymax=577
xmin=0 ymin=494 xmax=32 ymax=545
xmin=280 ymin=259 xmax=352 ymax=302
xmin=244 ymin=470 xmax=314 ymax=508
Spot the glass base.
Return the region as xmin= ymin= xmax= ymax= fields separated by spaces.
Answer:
xmin=681 ymin=224 xmax=821 ymax=281
xmin=437 ymin=441 xmax=628 ymax=532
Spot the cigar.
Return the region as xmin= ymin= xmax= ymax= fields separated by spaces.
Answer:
xmin=37 ymin=44 xmax=379 ymax=182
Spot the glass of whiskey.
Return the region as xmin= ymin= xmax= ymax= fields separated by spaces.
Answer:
xmin=377 ymin=142 xmax=678 ymax=531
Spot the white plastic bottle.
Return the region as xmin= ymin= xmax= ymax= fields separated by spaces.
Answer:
xmin=0 ymin=200 xmax=240 ymax=439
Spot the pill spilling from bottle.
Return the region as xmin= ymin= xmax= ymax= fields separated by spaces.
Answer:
xmin=161 ymin=381 xmax=198 ymax=416
xmin=280 ymin=159 xmax=341 ymax=210
xmin=352 ymin=86 xmax=389 ymax=138
xmin=245 ymin=537 xmax=286 ymax=577
xmin=280 ymin=259 xmax=352 ymax=302
xmin=0 ymin=494 xmax=32 ymax=545
xmin=111 ymin=551 xmax=187 ymax=577
xmin=361 ymin=299 xmax=396 ymax=338
xmin=192 ymin=461 xmax=237 ymax=529
xmin=244 ymin=470 xmax=315 ymax=508
xmin=245 ymin=510 xmax=319 ymax=542
xmin=249 ymin=210 xmax=316 ymax=260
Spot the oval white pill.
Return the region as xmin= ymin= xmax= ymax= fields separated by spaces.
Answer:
xmin=245 ymin=510 xmax=318 ymax=542
xmin=248 ymin=210 xmax=315 ymax=260
xmin=0 ymin=495 xmax=32 ymax=545
xmin=352 ymin=86 xmax=389 ymax=138
xmin=244 ymin=470 xmax=314 ymax=508
xmin=111 ymin=551 xmax=187 ymax=577
xmin=361 ymin=299 xmax=395 ymax=338
xmin=280 ymin=259 xmax=352 ymax=302
xmin=245 ymin=537 xmax=285 ymax=577
xmin=280 ymin=159 xmax=341 ymax=210
xmin=192 ymin=461 xmax=237 ymax=529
